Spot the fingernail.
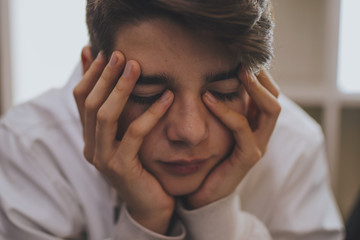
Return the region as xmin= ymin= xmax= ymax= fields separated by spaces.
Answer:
xmin=160 ymin=90 xmax=172 ymax=102
xmin=123 ymin=61 xmax=132 ymax=78
xmin=109 ymin=53 xmax=118 ymax=67
xmin=96 ymin=51 xmax=104 ymax=61
xmin=204 ymin=91 xmax=218 ymax=104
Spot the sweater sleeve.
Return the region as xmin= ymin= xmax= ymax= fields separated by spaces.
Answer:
xmin=110 ymin=204 xmax=185 ymax=240
xmin=176 ymin=193 xmax=272 ymax=240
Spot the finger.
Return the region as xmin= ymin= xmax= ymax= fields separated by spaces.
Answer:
xmin=239 ymin=71 xmax=281 ymax=151
xmin=203 ymin=91 xmax=263 ymax=177
xmin=94 ymin=60 xmax=142 ymax=159
xmin=256 ymin=69 xmax=280 ymax=98
xmin=246 ymin=70 xmax=279 ymax=130
xmin=113 ymin=90 xmax=174 ymax=167
xmin=239 ymin=70 xmax=280 ymax=116
xmin=203 ymin=91 xmax=256 ymax=153
xmin=86 ymin=51 xmax=126 ymax=108
xmin=73 ymin=50 xmax=106 ymax=126
xmin=83 ymin=51 xmax=126 ymax=161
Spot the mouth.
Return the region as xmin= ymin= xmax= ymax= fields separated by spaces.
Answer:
xmin=160 ymin=159 xmax=207 ymax=175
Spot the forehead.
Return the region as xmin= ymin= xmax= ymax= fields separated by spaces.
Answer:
xmin=113 ymin=19 xmax=237 ymax=77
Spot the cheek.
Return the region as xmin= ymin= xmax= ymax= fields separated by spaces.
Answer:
xmin=117 ymin=103 xmax=147 ymax=139
xmin=228 ymin=90 xmax=249 ymax=114
xmin=213 ymin=122 xmax=234 ymax=155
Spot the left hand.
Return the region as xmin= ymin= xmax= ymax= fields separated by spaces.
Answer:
xmin=184 ymin=69 xmax=281 ymax=209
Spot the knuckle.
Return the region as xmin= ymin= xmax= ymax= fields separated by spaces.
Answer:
xmin=262 ymin=146 xmax=268 ymax=156
xmin=216 ymin=103 xmax=232 ymax=117
xmin=147 ymin=105 xmax=161 ymax=119
xmin=113 ymin=84 xmax=126 ymax=96
xmin=253 ymin=148 xmax=262 ymax=160
xmin=221 ymin=104 xmax=232 ymax=115
xmin=273 ymin=86 xmax=280 ymax=98
xmin=83 ymin=146 xmax=93 ymax=163
xmin=238 ymin=114 xmax=248 ymax=125
xmin=98 ymin=75 xmax=107 ymax=84
xmin=92 ymin=153 xmax=108 ymax=173
xmin=84 ymin=98 xmax=99 ymax=113
xmin=73 ymin=84 xmax=85 ymax=98
xmin=244 ymin=148 xmax=262 ymax=168
xmin=269 ymin=101 xmax=282 ymax=116
xmin=96 ymin=107 xmax=111 ymax=124
xmin=234 ymin=115 xmax=249 ymax=131
xmin=127 ymin=121 xmax=145 ymax=138
xmin=108 ymin=159 xmax=122 ymax=175
xmin=147 ymin=105 xmax=157 ymax=115
xmin=274 ymin=102 xmax=282 ymax=115
xmin=92 ymin=158 xmax=104 ymax=172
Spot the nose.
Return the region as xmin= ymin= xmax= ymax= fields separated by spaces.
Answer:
xmin=165 ymin=97 xmax=209 ymax=146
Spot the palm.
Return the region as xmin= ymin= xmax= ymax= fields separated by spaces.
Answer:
xmin=105 ymin=150 xmax=174 ymax=217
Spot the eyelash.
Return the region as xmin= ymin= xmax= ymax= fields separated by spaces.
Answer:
xmin=129 ymin=90 xmax=240 ymax=105
xmin=129 ymin=92 xmax=164 ymax=105
xmin=208 ymin=91 xmax=240 ymax=102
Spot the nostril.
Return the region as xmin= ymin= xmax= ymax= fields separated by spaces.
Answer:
xmin=166 ymin=116 xmax=208 ymax=146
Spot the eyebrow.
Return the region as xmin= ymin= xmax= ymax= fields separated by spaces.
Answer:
xmin=204 ymin=65 xmax=240 ymax=83
xmin=136 ymin=74 xmax=172 ymax=85
xmin=136 ymin=65 xmax=240 ymax=85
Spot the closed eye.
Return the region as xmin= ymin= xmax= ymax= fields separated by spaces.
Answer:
xmin=209 ymin=91 xmax=240 ymax=101
xmin=129 ymin=84 xmax=165 ymax=105
xmin=129 ymin=92 xmax=164 ymax=105
xmin=207 ymin=78 xmax=242 ymax=101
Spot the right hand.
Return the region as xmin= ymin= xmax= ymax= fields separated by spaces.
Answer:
xmin=73 ymin=47 xmax=175 ymax=234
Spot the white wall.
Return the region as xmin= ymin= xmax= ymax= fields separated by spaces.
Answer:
xmin=8 ymin=0 xmax=88 ymax=106
xmin=337 ymin=0 xmax=360 ymax=93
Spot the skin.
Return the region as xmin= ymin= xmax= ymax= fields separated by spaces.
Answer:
xmin=74 ymin=18 xmax=281 ymax=235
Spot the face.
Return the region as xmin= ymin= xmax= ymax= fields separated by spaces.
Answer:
xmin=115 ymin=19 xmax=248 ymax=196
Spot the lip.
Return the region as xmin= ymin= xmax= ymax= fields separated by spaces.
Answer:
xmin=160 ymin=159 xmax=207 ymax=175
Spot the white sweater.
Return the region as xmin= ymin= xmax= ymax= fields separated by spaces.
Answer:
xmin=0 ymin=64 xmax=344 ymax=239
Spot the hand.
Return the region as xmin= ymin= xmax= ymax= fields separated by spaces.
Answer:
xmin=73 ymin=48 xmax=175 ymax=234
xmin=184 ymin=69 xmax=281 ymax=209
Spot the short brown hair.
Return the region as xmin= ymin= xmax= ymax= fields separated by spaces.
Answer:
xmin=86 ymin=0 xmax=274 ymax=71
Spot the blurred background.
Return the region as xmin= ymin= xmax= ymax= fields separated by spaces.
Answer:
xmin=0 ymin=0 xmax=359 ymax=224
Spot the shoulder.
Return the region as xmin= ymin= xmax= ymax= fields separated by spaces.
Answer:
xmin=3 ymin=92 xmax=77 ymax=135
xmin=263 ymin=94 xmax=326 ymax=178
xmin=0 ymin=85 xmax=83 ymax=173
xmin=0 ymin=66 xmax=81 ymax=147
xmin=0 ymin=75 xmax=84 ymax=173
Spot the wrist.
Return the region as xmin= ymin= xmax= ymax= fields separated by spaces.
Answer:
xmin=128 ymin=206 xmax=174 ymax=235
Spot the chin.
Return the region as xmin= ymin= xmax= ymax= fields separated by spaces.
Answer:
xmin=161 ymin=179 xmax=203 ymax=196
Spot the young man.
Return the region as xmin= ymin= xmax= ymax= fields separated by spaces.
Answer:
xmin=0 ymin=0 xmax=343 ymax=239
